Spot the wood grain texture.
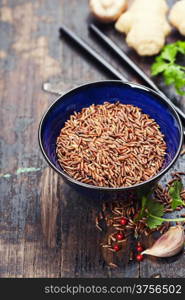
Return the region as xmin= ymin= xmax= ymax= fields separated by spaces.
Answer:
xmin=40 ymin=167 xmax=60 ymax=249
xmin=0 ymin=0 xmax=185 ymax=278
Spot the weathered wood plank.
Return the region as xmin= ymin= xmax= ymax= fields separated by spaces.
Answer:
xmin=40 ymin=167 xmax=60 ymax=249
xmin=0 ymin=0 xmax=63 ymax=278
xmin=0 ymin=0 xmax=185 ymax=278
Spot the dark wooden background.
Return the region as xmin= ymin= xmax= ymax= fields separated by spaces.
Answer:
xmin=0 ymin=0 xmax=185 ymax=278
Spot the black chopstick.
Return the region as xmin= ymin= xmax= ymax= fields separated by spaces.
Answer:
xmin=89 ymin=24 xmax=162 ymax=94
xmin=59 ymin=25 xmax=185 ymax=125
xmin=89 ymin=24 xmax=185 ymax=124
xmin=59 ymin=25 xmax=127 ymax=83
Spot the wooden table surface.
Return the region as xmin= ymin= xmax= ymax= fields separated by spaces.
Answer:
xmin=0 ymin=0 xmax=185 ymax=278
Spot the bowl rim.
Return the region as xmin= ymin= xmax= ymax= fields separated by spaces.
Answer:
xmin=38 ymin=80 xmax=183 ymax=191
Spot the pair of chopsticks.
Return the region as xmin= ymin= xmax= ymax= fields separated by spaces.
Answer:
xmin=59 ymin=24 xmax=185 ymax=125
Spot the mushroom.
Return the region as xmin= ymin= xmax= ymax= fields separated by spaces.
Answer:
xmin=89 ymin=0 xmax=127 ymax=23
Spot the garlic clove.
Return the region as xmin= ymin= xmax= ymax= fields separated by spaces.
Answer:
xmin=142 ymin=226 xmax=185 ymax=258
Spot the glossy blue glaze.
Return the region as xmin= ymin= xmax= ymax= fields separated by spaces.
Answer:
xmin=39 ymin=81 xmax=183 ymax=197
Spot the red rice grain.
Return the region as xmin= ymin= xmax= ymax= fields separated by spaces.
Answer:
xmin=56 ymin=102 xmax=166 ymax=187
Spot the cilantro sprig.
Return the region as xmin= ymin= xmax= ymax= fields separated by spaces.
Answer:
xmin=169 ymin=180 xmax=185 ymax=210
xmin=151 ymin=41 xmax=185 ymax=96
xmin=136 ymin=180 xmax=185 ymax=229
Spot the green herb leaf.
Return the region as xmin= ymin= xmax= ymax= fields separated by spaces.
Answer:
xmin=137 ymin=196 xmax=165 ymax=229
xmin=169 ymin=180 xmax=185 ymax=210
xmin=151 ymin=41 xmax=185 ymax=96
xmin=146 ymin=214 xmax=185 ymax=229
xmin=160 ymin=44 xmax=178 ymax=62
xmin=146 ymin=199 xmax=164 ymax=217
xmin=146 ymin=199 xmax=164 ymax=229
xmin=151 ymin=61 xmax=169 ymax=76
xmin=134 ymin=193 xmax=152 ymax=221
xmin=176 ymin=41 xmax=185 ymax=54
xmin=164 ymin=65 xmax=185 ymax=94
xmin=137 ymin=195 xmax=147 ymax=219
xmin=138 ymin=192 xmax=185 ymax=230
xmin=146 ymin=215 xmax=164 ymax=229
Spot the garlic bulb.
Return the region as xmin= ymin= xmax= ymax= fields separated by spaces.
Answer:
xmin=142 ymin=226 xmax=185 ymax=258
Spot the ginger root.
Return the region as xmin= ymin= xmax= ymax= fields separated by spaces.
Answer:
xmin=115 ymin=0 xmax=171 ymax=56
xmin=89 ymin=0 xmax=127 ymax=23
xmin=169 ymin=0 xmax=185 ymax=36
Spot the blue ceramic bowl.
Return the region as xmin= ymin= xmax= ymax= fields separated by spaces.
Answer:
xmin=38 ymin=81 xmax=183 ymax=197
